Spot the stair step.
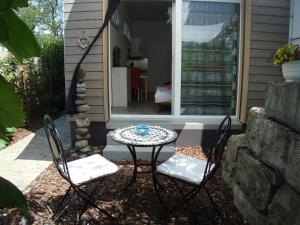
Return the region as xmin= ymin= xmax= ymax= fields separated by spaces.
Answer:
xmin=103 ymin=145 xmax=175 ymax=161
xmin=106 ymin=131 xmax=175 ymax=146
xmin=106 ymin=131 xmax=120 ymax=145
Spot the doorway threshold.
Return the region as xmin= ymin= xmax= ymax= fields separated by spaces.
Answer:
xmin=106 ymin=115 xmax=243 ymax=130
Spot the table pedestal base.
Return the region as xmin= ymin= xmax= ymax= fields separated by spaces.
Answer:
xmin=123 ymin=145 xmax=164 ymax=190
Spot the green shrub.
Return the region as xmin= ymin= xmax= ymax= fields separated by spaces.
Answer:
xmin=40 ymin=36 xmax=65 ymax=115
xmin=0 ymin=36 xmax=65 ymax=124
xmin=0 ymin=54 xmax=17 ymax=82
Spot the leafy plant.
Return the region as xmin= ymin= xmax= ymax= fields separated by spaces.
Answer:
xmin=0 ymin=75 xmax=24 ymax=148
xmin=0 ymin=54 xmax=17 ymax=82
xmin=0 ymin=127 xmax=17 ymax=150
xmin=0 ymin=177 xmax=28 ymax=215
xmin=0 ymin=10 xmax=40 ymax=61
xmin=0 ymin=139 xmax=7 ymax=150
xmin=40 ymin=36 xmax=65 ymax=115
xmin=19 ymin=0 xmax=63 ymax=38
xmin=0 ymin=0 xmax=41 ymax=216
xmin=271 ymin=44 xmax=300 ymax=66
xmin=0 ymin=0 xmax=41 ymax=146
xmin=0 ymin=36 xmax=65 ymax=122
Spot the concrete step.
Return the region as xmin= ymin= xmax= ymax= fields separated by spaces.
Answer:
xmin=106 ymin=131 xmax=175 ymax=146
xmin=106 ymin=117 xmax=243 ymax=130
xmin=103 ymin=145 xmax=175 ymax=161
xmin=106 ymin=131 xmax=120 ymax=145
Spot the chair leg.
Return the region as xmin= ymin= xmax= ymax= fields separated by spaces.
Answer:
xmin=204 ymin=186 xmax=224 ymax=220
xmin=77 ymin=188 xmax=115 ymax=221
xmin=160 ymin=183 xmax=201 ymax=221
xmin=55 ymin=185 xmax=72 ymax=215
xmin=69 ymin=180 xmax=116 ymax=223
xmin=153 ymin=173 xmax=167 ymax=211
xmin=76 ymin=184 xmax=100 ymax=224
xmin=152 ymin=146 xmax=167 ymax=210
xmin=153 ymin=177 xmax=216 ymax=225
xmin=171 ymin=180 xmax=201 ymax=225
xmin=183 ymin=185 xmax=219 ymax=223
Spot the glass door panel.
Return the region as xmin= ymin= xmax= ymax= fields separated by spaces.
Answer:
xmin=180 ymin=1 xmax=240 ymax=115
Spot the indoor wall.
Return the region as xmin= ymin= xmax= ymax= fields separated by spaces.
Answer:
xmin=110 ymin=3 xmax=132 ymax=67
xmin=131 ymin=21 xmax=172 ymax=92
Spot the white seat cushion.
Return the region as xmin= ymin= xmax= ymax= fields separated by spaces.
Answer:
xmin=157 ymin=153 xmax=214 ymax=185
xmin=63 ymin=154 xmax=118 ymax=185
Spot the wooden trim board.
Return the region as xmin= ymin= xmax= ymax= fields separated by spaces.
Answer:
xmin=103 ymin=0 xmax=110 ymax=122
xmin=239 ymin=0 xmax=251 ymax=123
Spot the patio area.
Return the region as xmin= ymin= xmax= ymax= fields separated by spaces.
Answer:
xmin=1 ymin=0 xmax=299 ymax=224
xmin=5 ymin=147 xmax=244 ymax=225
xmin=0 ymin=116 xmax=70 ymax=191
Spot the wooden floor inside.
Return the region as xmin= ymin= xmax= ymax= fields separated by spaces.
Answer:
xmin=111 ymin=97 xmax=171 ymax=115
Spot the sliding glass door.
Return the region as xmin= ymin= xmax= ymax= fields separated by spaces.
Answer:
xmin=180 ymin=0 xmax=240 ymax=115
xmin=109 ymin=0 xmax=242 ymax=118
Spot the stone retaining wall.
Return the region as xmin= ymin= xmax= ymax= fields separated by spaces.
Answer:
xmin=222 ymin=82 xmax=300 ymax=225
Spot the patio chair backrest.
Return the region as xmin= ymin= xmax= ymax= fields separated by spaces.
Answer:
xmin=202 ymin=115 xmax=231 ymax=181
xmin=44 ymin=115 xmax=71 ymax=182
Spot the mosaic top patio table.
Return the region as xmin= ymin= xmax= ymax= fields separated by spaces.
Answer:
xmin=110 ymin=125 xmax=177 ymax=188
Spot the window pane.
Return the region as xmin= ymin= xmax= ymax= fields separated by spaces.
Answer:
xmin=181 ymin=1 xmax=240 ymax=115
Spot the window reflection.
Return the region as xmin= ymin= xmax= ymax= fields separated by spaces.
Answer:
xmin=181 ymin=1 xmax=240 ymax=115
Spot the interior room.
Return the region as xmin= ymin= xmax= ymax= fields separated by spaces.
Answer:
xmin=110 ymin=1 xmax=172 ymax=115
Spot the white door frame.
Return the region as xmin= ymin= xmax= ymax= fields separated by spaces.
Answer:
xmin=173 ymin=0 xmax=182 ymax=117
xmin=109 ymin=0 xmax=243 ymax=120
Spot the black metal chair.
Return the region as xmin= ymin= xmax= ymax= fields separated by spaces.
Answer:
xmin=152 ymin=115 xmax=231 ymax=224
xmin=44 ymin=115 xmax=118 ymax=224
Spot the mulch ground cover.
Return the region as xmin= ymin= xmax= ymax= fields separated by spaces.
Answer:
xmin=9 ymin=128 xmax=33 ymax=145
xmin=2 ymin=147 xmax=245 ymax=225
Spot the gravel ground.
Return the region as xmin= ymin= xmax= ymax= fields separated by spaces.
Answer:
xmin=2 ymin=147 xmax=245 ymax=225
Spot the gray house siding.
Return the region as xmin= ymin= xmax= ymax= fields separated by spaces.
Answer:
xmin=64 ymin=0 xmax=105 ymax=122
xmin=247 ymin=0 xmax=290 ymax=108
xmin=63 ymin=0 xmax=291 ymax=145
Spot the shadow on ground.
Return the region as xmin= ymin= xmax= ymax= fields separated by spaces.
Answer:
xmin=5 ymin=148 xmax=244 ymax=225
xmin=16 ymin=116 xmax=71 ymax=161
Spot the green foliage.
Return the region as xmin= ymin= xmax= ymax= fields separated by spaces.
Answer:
xmin=9 ymin=57 xmax=42 ymax=119
xmin=0 ymin=0 xmax=41 ymax=216
xmin=0 ymin=0 xmax=40 ymax=61
xmin=0 ymin=127 xmax=17 ymax=150
xmin=0 ymin=0 xmax=32 ymax=149
xmin=0 ymin=36 xmax=65 ymax=121
xmin=0 ymin=139 xmax=7 ymax=150
xmin=19 ymin=0 xmax=63 ymax=38
xmin=272 ymin=44 xmax=300 ymax=66
xmin=18 ymin=3 xmax=37 ymax=30
xmin=0 ymin=0 xmax=28 ymax=10
xmin=0 ymin=75 xmax=25 ymax=143
xmin=40 ymin=36 xmax=65 ymax=113
xmin=0 ymin=177 xmax=28 ymax=215
xmin=0 ymin=54 xmax=17 ymax=82
xmin=6 ymin=127 xmax=17 ymax=134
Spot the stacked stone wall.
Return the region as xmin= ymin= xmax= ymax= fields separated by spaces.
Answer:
xmin=223 ymin=82 xmax=300 ymax=225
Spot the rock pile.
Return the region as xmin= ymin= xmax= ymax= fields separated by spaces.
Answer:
xmin=72 ymin=69 xmax=92 ymax=158
xmin=222 ymin=82 xmax=300 ymax=225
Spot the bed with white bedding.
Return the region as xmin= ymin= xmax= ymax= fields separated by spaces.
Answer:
xmin=155 ymin=86 xmax=172 ymax=103
xmin=154 ymin=86 xmax=172 ymax=112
